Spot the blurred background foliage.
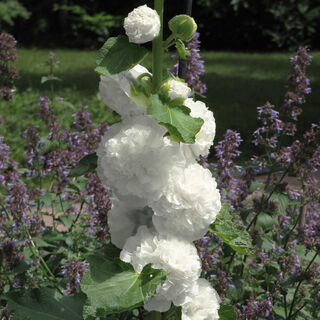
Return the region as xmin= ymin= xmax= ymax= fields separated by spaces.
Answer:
xmin=1 ymin=0 xmax=320 ymax=51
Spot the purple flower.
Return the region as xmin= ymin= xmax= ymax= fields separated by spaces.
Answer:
xmin=0 ymin=33 xmax=19 ymax=101
xmin=169 ymin=32 xmax=207 ymax=94
xmin=61 ymin=259 xmax=89 ymax=296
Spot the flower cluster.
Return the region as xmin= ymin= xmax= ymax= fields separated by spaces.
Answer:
xmin=0 ymin=33 xmax=19 ymax=100
xmin=97 ymin=61 xmax=221 ymax=317
xmin=281 ymin=47 xmax=312 ymax=135
xmin=61 ymin=259 xmax=89 ymax=296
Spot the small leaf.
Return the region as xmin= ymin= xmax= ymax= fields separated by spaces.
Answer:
xmin=31 ymin=238 xmax=55 ymax=248
xmin=147 ymin=94 xmax=203 ymax=144
xmin=69 ymin=153 xmax=97 ymax=177
xmin=249 ymin=181 xmax=264 ymax=193
xmin=80 ymin=244 xmax=166 ymax=318
xmin=41 ymin=76 xmax=62 ymax=84
xmin=270 ymin=193 xmax=289 ymax=214
xmin=255 ymin=212 xmax=275 ymax=230
xmin=7 ymin=288 xmax=85 ymax=320
xmin=273 ymin=305 xmax=286 ymax=319
xmin=175 ymin=39 xmax=190 ymax=60
xmin=210 ymin=203 xmax=253 ymax=255
xmin=218 ymin=302 xmax=237 ymax=320
xmin=59 ymin=215 xmax=77 ymax=229
xmin=95 ymin=36 xmax=148 ymax=76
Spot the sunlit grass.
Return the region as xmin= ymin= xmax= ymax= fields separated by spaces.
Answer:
xmin=2 ymin=48 xmax=319 ymax=161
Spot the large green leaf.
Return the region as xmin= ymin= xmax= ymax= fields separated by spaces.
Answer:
xmin=218 ymin=302 xmax=237 ymax=320
xmin=7 ymin=288 xmax=85 ymax=320
xmin=95 ymin=36 xmax=148 ymax=76
xmin=69 ymin=153 xmax=97 ymax=177
xmin=147 ymin=94 xmax=204 ymax=144
xmin=210 ymin=203 xmax=253 ymax=255
xmin=80 ymin=244 xmax=166 ymax=319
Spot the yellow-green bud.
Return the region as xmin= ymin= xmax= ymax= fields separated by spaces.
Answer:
xmin=168 ymin=15 xmax=197 ymax=42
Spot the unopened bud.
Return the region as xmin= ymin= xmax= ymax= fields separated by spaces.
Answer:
xmin=168 ymin=15 xmax=197 ymax=42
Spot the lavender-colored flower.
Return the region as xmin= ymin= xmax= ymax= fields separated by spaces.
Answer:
xmin=0 ymin=33 xmax=19 ymax=100
xmin=169 ymin=32 xmax=207 ymax=94
xmin=281 ymin=47 xmax=312 ymax=135
xmin=0 ymin=304 xmax=13 ymax=320
xmin=61 ymin=259 xmax=89 ymax=296
xmin=0 ymin=239 xmax=24 ymax=270
xmin=252 ymin=102 xmax=283 ymax=150
xmin=213 ymin=130 xmax=248 ymax=209
xmin=85 ymin=173 xmax=112 ymax=242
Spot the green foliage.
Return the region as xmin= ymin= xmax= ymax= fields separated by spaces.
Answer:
xmin=80 ymin=245 xmax=166 ymax=318
xmin=209 ymin=203 xmax=253 ymax=254
xmin=69 ymin=153 xmax=98 ymax=177
xmin=53 ymin=4 xmax=123 ymax=42
xmin=95 ymin=36 xmax=149 ymax=76
xmin=218 ymin=302 xmax=237 ymax=320
xmin=6 ymin=288 xmax=86 ymax=320
xmin=0 ymin=0 xmax=30 ymax=29
xmin=147 ymin=94 xmax=204 ymax=144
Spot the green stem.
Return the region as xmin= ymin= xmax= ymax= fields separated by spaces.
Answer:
xmin=152 ymin=0 xmax=164 ymax=93
xmin=287 ymin=251 xmax=318 ymax=319
xmin=150 ymin=311 xmax=162 ymax=320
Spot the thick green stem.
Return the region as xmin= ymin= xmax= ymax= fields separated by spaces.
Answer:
xmin=152 ymin=0 xmax=164 ymax=93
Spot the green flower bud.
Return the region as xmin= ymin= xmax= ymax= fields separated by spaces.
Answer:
xmin=168 ymin=15 xmax=197 ymax=42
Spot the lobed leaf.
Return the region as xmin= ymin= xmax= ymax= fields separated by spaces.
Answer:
xmin=95 ymin=36 xmax=148 ymax=76
xmin=80 ymin=244 xmax=166 ymax=318
xmin=218 ymin=302 xmax=237 ymax=320
xmin=147 ymin=94 xmax=203 ymax=144
xmin=7 ymin=288 xmax=86 ymax=320
xmin=210 ymin=203 xmax=253 ymax=255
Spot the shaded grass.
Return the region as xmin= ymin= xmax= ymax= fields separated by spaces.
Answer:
xmin=1 ymin=48 xmax=320 ymax=161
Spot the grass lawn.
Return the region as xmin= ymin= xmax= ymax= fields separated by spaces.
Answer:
xmin=1 ymin=48 xmax=320 ymax=162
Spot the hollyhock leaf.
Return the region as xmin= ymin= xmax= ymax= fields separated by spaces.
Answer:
xmin=80 ymin=244 xmax=166 ymax=318
xmin=147 ymin=94 xmax=203 ymax=144
xmin=218 ymin=302 xmax=237 ymax=320
xmin=95 ymin=36 xmax=148 ymax=76
xmin=6 ymin=288 xmax=86 ymax=320
xmin=69 ymin=153 xmax=98 ymax=177
xmin=209 ymin=203 xmax=252 ymax=255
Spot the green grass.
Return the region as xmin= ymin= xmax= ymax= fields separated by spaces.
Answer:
xmin=1 ymin=48 xmax=320 ymax=162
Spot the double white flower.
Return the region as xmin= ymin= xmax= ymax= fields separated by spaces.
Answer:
xmin=124 ymin=5 xmax=160 ymax=44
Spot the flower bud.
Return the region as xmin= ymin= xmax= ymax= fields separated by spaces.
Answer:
xmin=168 ymin=15 xmax=197 ymax=42
xmin=160 ymin=78 xmax=191 ymax=100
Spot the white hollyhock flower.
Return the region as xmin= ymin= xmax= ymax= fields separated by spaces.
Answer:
xmin=108 ymin=195 xmax=154 ymax=248
xmin=97 ymin=115 xmax=186 ymax=202
xmin=98 ymin=64 xmax=150 ymax=119
xmin=182 ymin=279 xmax=221 ymax=320
xmin=124 ymin=5 xmax=160 ymax=44
xmin=120 ymin=226 xmax=202 ymax=309
xmin=151 ymin=163 xmax=221 ymax=241
xmin=182 ymin=99 xmax=216 ymax=159
xmin=168 ymin=79 xmax=191 ymax=100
